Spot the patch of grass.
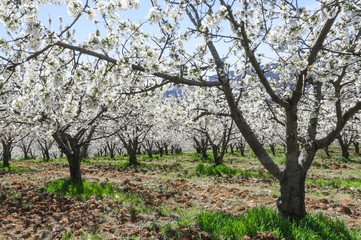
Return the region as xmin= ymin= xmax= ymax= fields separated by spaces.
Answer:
xmin=307 ymin=178 xmax=361 ymax=190
xmin=196 ymin=163 xmax=274 ymax=179
xmin=141 ymin=154 xmax=160 ymax=160
xmin=115 ymin=161 xmax=145 ymax=168
xmin=0 ymin=163 xmax=26 ymax=173
xmin=273 ymin=156 xmax=286 ymax=164
xmin=333 ymin=157 xmax=361 ymax=164
xmin=196 ymin=163 xmax=238 ymax=176
xmin=196 ymin=207 xmax=359 ymax=240
xmin=45 ymin=179 xmax=120 ymax=200
xmin=62 ymin=231 xmax=106 ymax=240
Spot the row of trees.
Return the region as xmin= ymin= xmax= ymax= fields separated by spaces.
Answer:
xmin=1 ymin=0 xmax=360 ymax=219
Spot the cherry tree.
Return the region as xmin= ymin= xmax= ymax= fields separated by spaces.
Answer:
xmin=1 ymin=0 xmax=361 ymax=219
xmin=98 ymin=92 xmax=157 ymax=165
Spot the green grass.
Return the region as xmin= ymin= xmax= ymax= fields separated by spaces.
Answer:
xmin=196 ymin=163 xmax=238 ymax=176
xmin=0 ymin=163 xmax=26 ymax=173
xmin=115 ymin=161 xmax=145 ymax=168
xmin=62 ymin=231 xmax=106 ymax=240
xmin=333 ymin=157 xmax=361 ymax=164
xmin=273 ymin=156 xmax=286 ymax=164
xmin=196 ymin=163 xmax=274 ymax=179
xmin=307 ymin=178 xmax=361 ymax=190
xmin=196 ymin=207 xmax=359 ymax=240
xmin=141 ymin=154 xmax=160 ymax=160
xmin=45 ymin=179 xmax=121 ymax=200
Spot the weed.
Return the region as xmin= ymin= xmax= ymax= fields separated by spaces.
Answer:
xmin=273 ymin=156 xmax=286 ymax=164
xmin=333 ymin=157 xmax=361 ymax=164
xmin=45 ymin=179 xmax=120 ymax=200
xmin=196 ymin=163 xmax=238 ymax=176
xmin=196 ymin=207 xmax=359 ymax=240
xmin=0 ymin=163 xmax=26 ymax=173
xmin=307 ymin=178 xmax=361 ymax=190
xmin=115 ymin=161 xmax=144 ymax=168
xmin=196 ymin=163 xmax=274 ymax=179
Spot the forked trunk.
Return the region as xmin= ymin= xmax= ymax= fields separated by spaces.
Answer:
xmin=277 ymin=168 xmax=307 ymax=219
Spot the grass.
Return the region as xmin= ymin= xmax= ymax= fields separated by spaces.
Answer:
xmin=333 ymin=157 xmax=361 ymax=164
xmin=114 ymin=161 xmax=145 ymax=168
xmin=45 ymin=179 xmax=121 ymax=200
xmin=196 ymin=207 xmax=359 ymax=240
xmin=62 ymin=231 xmax=106 ymax=240
xmin=196 ymin=163 xmax=274 ymax=179
xmin=307 ymin=178 xmax=361 ymax=190
xmin=141 ymin=154 xmax=160 ymax=160
xmin=0 ymin=163 xmax=26 ymax=173
xmin=196 ymin=163 xmax=238 ymax=176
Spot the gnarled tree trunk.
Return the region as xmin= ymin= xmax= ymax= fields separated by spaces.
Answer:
xmin=53 ymin=125 xmax=96 ymax=184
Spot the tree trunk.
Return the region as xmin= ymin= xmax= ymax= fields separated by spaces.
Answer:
xmin=230 ymin=144 xmax=234 ymax=154
xmin=212 ymin=144 xmax=223 ymax=165
xmin=338 ymin=136 xmax=349 ymax=159
xmin=53 ymin=127 xmax=96 ymax=185
xmin=195 ymin=147 xmax=201 ymax=154
xmin=270 ymin=144 xmax=276 ymax=156
xmin=147 ymin=150 xmax=153 ymax=159
xmin=164 ymin=144 xmax=169 ymax=155
xmin=128 ymin=149 xmax=137 ymax=165
xmin=43 ymin=149 xmax=51 ymax=161
xmin=277 ymin=168 xmax=307 ymax=219
xmin=201 ymin=147 xmax=208 ymax=159
xmin=323 ymin=145 xmax=331 ymax=158
xmin=2 ymin=140 xmax=12 ymax=167
xmin=353 ymin=142 xmax=360 ymax=155
xmin=68 ymin=155 xmax=82 ymax=183
xmin=238 ymin=143 xmax=245 ymax=156
xmin=158 ymin=147 xmax=163 ymax=157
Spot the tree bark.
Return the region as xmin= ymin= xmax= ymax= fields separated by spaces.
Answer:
xmin=323 ymin=145 xmax=331 ymax=158
xmin=338 ymin=136 xmax=350 ymax=159
xmin=53 ymin=125 xmax=96 ymax=184
xmin=238 ymin=143 xmax=245 ymax=156
xmin=270 ymin=144 xmax=276 ymax=156
xmin=120 ymin=138 xmax=139 ymax=165
xmin=128 ymin=148 xmax=138 ymax=165
xmin=353 ymin=142 xmax=360 ymax=155
xmin=68 ymin=154 xmax=82 ymax=183
xmin=2 ymin=140 xmax=12 ymax=167
xmin=229 ymin=144 xmax=234 ymax=154
xmin=212 ymin=144 xmax=223 ymax=165
xmin=277 ymin=168 xmax=307 ymax=219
